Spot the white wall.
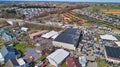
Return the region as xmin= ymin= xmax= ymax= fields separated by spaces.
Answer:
xmin=53 ymin=41 xmax=76 ymax=50
xmin=47 ymin=58 xmax=58 ymax=66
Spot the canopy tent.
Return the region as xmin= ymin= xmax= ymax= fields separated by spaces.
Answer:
xmin=51 ymin=34 xmax=59 ymax=39
xmin=100 ymin=34 xmax=118 ymax=41
xmin=115 ymin=41 xmax=120 ymax=47
xmin=79 ymin=56 xmax=87 ymax=67
xmin=41 ymin=30 xmax=58 ymax=39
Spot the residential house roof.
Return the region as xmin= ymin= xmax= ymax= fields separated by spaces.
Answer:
xmin=1 ymin=46 xmax=20 ymax=62
xmin=6 ymin=58 xmax=27 ymax=67
xmin=66 ymin=57 xmax=81 ymax=67
xmin=23 ymin=48 xmax=39 ymax=61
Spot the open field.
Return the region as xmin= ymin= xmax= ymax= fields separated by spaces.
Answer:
xmin=57 ymin=4 xmax=76 ymax=8
xmin=102 ymin=9 xmax=120 ymax=15
xmin=86 ymin=5 xmax=120 ymax=10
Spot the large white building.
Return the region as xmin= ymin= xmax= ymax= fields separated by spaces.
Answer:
xmin=47 ymin=49 xmax=69 ymax=67
xmin=53 ymin=28 xmax=82 ymax=50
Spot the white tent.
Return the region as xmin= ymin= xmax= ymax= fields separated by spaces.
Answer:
xmin=21 ymin=27 xmax=29 ymax=32
xmin=41 ymin=30 xmax=58 ymax=39
xmin=47 ymin=49 xmax=69 ymax=67
xmin=7 ymin=21 xmax=17 ymax=26
xmin=115 ymin=41 xmax=120 ymax=47
xmin=100 ymin=34 xmax=118 ymax=41
xmin=17 ymin=58 xmax=26 ymax=66
xmin=79 ymin=56 xmax=87 ymax=67
xmin=51 ymin=34 xmax=59 ymax=39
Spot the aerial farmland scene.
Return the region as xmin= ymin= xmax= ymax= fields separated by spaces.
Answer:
xmin=0 ymin=0 xmax=120 ymax=67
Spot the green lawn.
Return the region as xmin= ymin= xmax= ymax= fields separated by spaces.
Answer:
xmin=14 ymin=43 xmax=27 ymax=54
xmin=96 ymin=57 xmax=108 ymax=67
xmin=61 ymin=62 xmax=67 ymax=67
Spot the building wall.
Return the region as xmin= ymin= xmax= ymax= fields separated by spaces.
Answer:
xmin=47 ymin=58 xmax=58 ymax=67
xmin=53 ymin=41 xmax=75 ymax=50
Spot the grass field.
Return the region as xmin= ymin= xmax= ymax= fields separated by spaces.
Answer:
xmin=14 ymin=43 xmax=27 ymax=54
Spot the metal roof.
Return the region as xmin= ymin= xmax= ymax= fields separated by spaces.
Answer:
xmin=105 ymin=46 xmax=120 ymax=60
xmin=54 ymin=28 xmax=81 ymax=47
xmin=41 ymin=30 xmax=58 ymax=39
xmin=100 ymin=34 xmax=118 ymax=41
xmin=47 ymin=49 xmax=69 ymax=65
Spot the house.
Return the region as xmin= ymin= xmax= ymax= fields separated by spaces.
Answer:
xmin=21 ymin=27 xmax=29 ymax=32
xmin=105 ymin=46 xmax=120 ymax=63
xmin=0 ymin=28 xmax=9 ymax=36
xmin=47 ymin=49 xmax=69 ymax=67
xmin=1 ymin=32 xmax=17 ymax=42
xmin=0 ymin=52 xmax=4 ymax=64
xmin=6 ymin=58 xmax=29 ymax=67
xmin=53 ymin=28 xmax=82 ymax=50
xmin=66 ymin=57 xmax=81 ymax=67
xmin=79 ymin=56 xmax=87 ymax=67
xmin=0 ymin=28 xmax=17 ymax=41
xmin=1 ymin=46 xmax=21 ymax=62
xmin=7 ymin=21 xmax=17 ymax=26
xmin=29 ymin=30 xmax=48 ymax=39
xmin=23 ymin=48 xmax=39 ymax=61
